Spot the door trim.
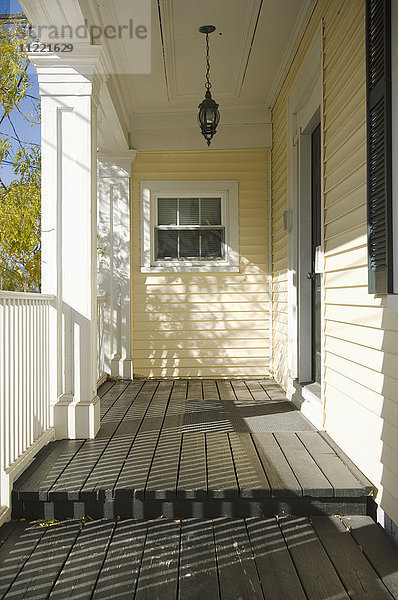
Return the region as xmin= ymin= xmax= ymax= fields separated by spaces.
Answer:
xmin=286 ymin=27 xmax=325 ymax=428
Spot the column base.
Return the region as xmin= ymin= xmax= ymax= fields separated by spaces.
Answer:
xmin=111 ymin=354 xmax=133 ymax=379
xmin=54 ymin=393 xmax=100 ymax=439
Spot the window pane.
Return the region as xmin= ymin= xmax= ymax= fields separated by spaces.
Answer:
xmin=179 ymin=198 xmax=199 ymax=225
xmin=201 ymin=229 xmax=224 ymax=258
xmin=180 ymin=230 xmax=200 ymax=257
xmin=201 ymin=198 xmax=221 ymax=225
xmin=156 ymin=230 xmax=178 ymax=258
xmin=158 ymin=198 xmax=177 ymax=225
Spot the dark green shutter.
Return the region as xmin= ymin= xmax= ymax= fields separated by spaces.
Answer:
xmin=366 ymin=0 xmax=393 ymax=294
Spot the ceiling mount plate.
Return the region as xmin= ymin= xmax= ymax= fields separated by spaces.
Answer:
xmin=199 ymin=25 xmax=216 ymax=34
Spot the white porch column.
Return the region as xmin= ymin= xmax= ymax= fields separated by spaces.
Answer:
xmin=98 ymin=152 xmax=136 ymax=379
xmin=30 ymin=47 xmax=104 ymax=439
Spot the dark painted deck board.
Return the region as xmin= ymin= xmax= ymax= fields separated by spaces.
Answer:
xmin=252 ymin=432 xmax=302 ymax=497
xmin=246 ymin=518 xmax=307 ymax=600
xmin=48 ymin=520 xmax=114 ymax=599
xmin=12 ymin=379 xmax=371 ymax=518
xmin=229 ymin=432 xmax=271 ymax=498
xmin=216 ymin=380 xmax=236 ymax=401
xmin=179 ymin=520 xmax=220 ymax=600
xmin=279 ymin=516 xmax=351 ymax=599
xmin=1 ymin=516 xmax=397 ymax=600
xmin=298 ymin=431 xmax=366 ymax=497
xmin=82 ymin=383 xmax=154 ymax=494
xmin=177 ymin=433 xmax=207 ymax=498
xmin=207 ymin=432 xmax=238 ymax=498
xmin=99 ymin=380 xmax=131 ymax=419
xmin=203 ymin=379 xmax=219 ymax=400
xmin=341 ymin=515 xmax=398 ymax=598
xmin=134 ymin=520 xmax=180 ymax=600
xmin=145 ymin=431 xmax=181 ymax=498
xmin=245 ymin=380 xmax=271 ymax=402
xmin=91 ymin=520 xmax=147 ymax=599
xmin=312 ymin=516 xmax=394 ymax=599
xmin=115 ymin=431 xmax=159 ymax=493
xmin=0 ymin=525 xmax=45 ymax=598
xmin=274 ymin=432 xmax=334 ymax=497
xmin=3 ymin=522 xmax=81 ymax=599
xmin=214 ymin=518 xmax=264 ymax=599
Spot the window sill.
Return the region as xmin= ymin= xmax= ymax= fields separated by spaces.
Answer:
xmin=140 ymin=265 xmax=240 ymax=273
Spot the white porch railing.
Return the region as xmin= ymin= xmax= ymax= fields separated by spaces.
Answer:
xmin=0 ymin=291 xmax=55 ymax=519
xmin=97 ymin=295 xmax=107 ymax=385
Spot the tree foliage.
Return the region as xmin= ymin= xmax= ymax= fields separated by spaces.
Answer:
xmin=0 ymin=20 xmax=41 ymax=291
xmin=0 ymin=146 xmax=41 ymax=291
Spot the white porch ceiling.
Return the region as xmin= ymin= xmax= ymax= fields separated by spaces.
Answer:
xmin=20 ymin=0 xmax=316 ymax=151
xmin=107 ymin=0 xmax=314 ymax=151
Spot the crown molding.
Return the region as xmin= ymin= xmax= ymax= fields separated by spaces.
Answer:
xmin=132 ymin=104 xmax=271 ymax=129
xmin=98 ymin=82 xmax=130 ymax=151
xmin=98 ymin=150 xmax=137 ymax=177
xmin=28 ymin=44 xmax=104 ymax=96
xmin=267 ymin=0 xmax=317 ymax=109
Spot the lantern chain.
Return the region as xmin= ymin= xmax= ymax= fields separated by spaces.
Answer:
xmin=205 ymin=33 xmax=212 ymax=90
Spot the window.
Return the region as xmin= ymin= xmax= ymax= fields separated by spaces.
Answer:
xmin=156 ymin=197 xmax=224 ymax=261
xmin=141 ymin=181 xmax=239 ymax=272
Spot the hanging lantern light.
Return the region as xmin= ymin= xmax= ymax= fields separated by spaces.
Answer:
xmin=198 ymin=25 xmax=220 ymax=146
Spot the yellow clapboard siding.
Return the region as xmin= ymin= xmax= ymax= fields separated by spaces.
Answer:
xmin=133 ymin=339 xmax=270 ymax=350
xmin=324 ymin=57 xmax=365 ymax=118
xmin=133 ymin=311 xmax=269 ymax=323
xmin=133 ymin=302 xmax=268 ymax=313
xmin=325 ymin=320 xmax=398 ymax=355
xmin=133 ymin=320 xmax=269 ymax=332
xmin=326 ymin=382 xmax=398 ymax=442
xmin=324 ymin=108 xmax=365 ymax=162
xmin=133 ymin=293 xmax=268 ymax=304
xmin=324 ymin=266 xmax=368 ymax=288
xmin=324 ymin=245 xmax=367 ymax=272
xmin=134 ymin=347 xmax=270 ymax=359
xmin=325 ymin=303 xmax=397 ymax=329
xmin=133 ymin=357 xmax=269 ymax=367
xmin=270 ymin=0 xmax=398 ymax=523
xmin=133 ymin=368 xmax=271 ymax=379
xmin=325 ymin=337 xmax=398 ymax=387
xmin=132 ymin=149 xmax=269 ymax=379
xmin=324 ymin=183 xmax=366 ymax=225
xmin=324 ymin=225 xmax=367 ymax=256
xmin=324 ymin=143 xmax=366 ymax=193
xmin=133 ymin=330 xmax=269 ymax=341
xmin=324 ymin=124 xmax=366 ymax=175
xmin=325 ymin=352 xmax=398 ymax=402
xmin=325 ymin=204 xmax=367 ymax=240
xmin=141 ymin=283 xmax=269 ymax=295
xmin=325 ymin=286 xmax=384 ymax=307
xmin=141 ymin=274 xmax=268 ymax=286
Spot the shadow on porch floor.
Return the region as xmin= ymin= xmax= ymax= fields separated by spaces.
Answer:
xmin=0 ymin=515 xmax=397 ymax=599
xmin=12 ymin=379 xmax=373 ymax=521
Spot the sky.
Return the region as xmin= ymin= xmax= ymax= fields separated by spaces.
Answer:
xmin=0 ymin=0 xmax=41 ymax=186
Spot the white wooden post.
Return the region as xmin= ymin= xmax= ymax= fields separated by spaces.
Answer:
xmin=98 ymin=152 xmax=135 ymax=379
xmin=30 ymin=46 xmax=104 ymax=439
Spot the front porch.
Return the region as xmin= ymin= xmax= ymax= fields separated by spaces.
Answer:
xmin=12 ymin=379 xmax=372 ymax=521
xmin=1 ymin=515 xmax=397 ymax=599
xmin=2 ymin=378 xmax=398 ymax=600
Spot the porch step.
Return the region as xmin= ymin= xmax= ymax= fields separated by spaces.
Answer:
xmin=1 ymin=516 xmax=397 ymax=599
xmin=12 ymin=430 xmax=373 ymax=521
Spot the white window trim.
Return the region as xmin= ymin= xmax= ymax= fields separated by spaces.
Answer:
xmin=140 ymin=180 xmax=239 ymax=272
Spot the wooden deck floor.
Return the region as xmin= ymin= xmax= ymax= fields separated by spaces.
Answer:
xmin=0 ymin=515 xmax=397 ymax=599
xmin=13 ymin=380 xmax=372 ymax=520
